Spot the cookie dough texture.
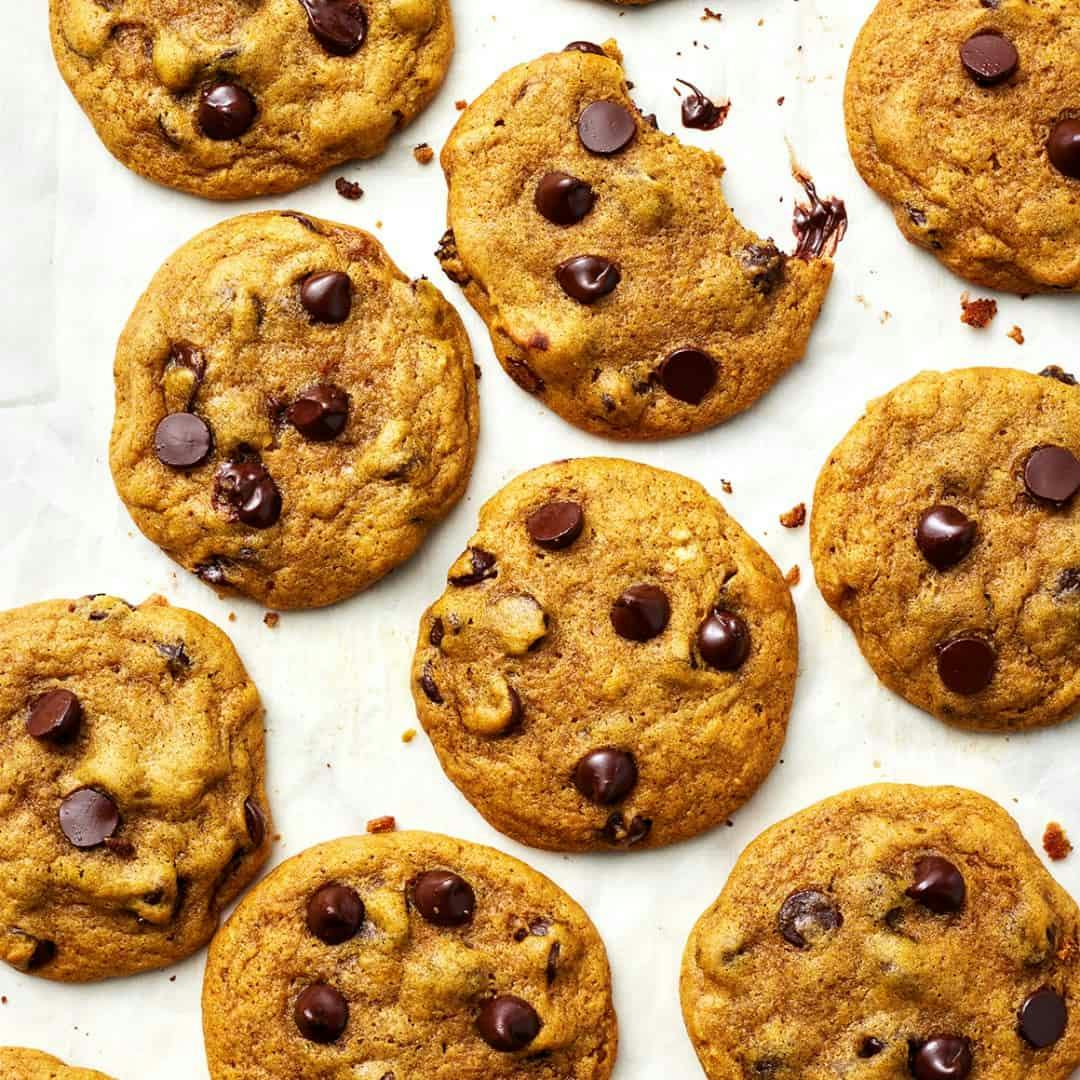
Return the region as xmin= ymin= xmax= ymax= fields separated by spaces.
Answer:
xmin=0 ymin=595 xmax=270 ymax=982
xmin=682 ymin=784 xmax=1080 ymax=1079
xmin=0 ymin=1049 xmax=114 ymax=1080
xmin=111 ymin=211 xmax=478 ymax=610
xmin=49 ymin=0 xmax=453 ymax=199
xmin=202 ymin=832 xmax=617 ymax=1079
xmin=439 ymin=44 xmax=835 ymax=440
xmin=412 ymin=459 xmax=797 ymax=852
xmin=846 ymin=0 xmax=1080 ymax=293
xmin=811 ymin=367 xmax=1080 ymax=731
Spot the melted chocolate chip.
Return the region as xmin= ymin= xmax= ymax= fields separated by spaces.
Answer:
xmin=244 ymin=798 xmax=266 ymax=847
xmin=300 ymin=271 xmax=352 ymax=323
xmin=1048 ymin=118 xmax=1080 ymax=180
xmin=916 ymin=506 xmax=976 ymax=570
xmin=535 ymin=172 xmax=595 ymax=226
xmin=1058 ymin=568 xmax=1080 ymax=598
xmin=59 ymin=788 xmax=120 ymax=849
xmin=573 ymin=749 xmax=638 ymax=805
xmin=778 ymin=889 xmax=843 ymax=948
xmin=26 ymin=938 xmax=56 ymax=970
xmin=1041 ymin=365 xmax=1077 ymax=386
xmin=697 ymin=610 xmax=751 ymax=671
xmin=298 ymin=0 xmax=367 ymax=56
xmin=476 ymin=996 xmax=542 ymax=1052
xmin=294 ymin=983 xmax=349 ymax=1043
xmin=155 ymin=640 xmax=192 ymax=674
xmin=429 ymin=618 xmax=445 ymax=647
xmin=611 ymin=584 xmax=670 ymax=642
xmin=214 ymin=461 xmax=282 ymax=529
xmin=960 ymin=32 xmax=1019 ymax=85
xmin=27 ymin=690 xmax=82 ymax=743
xmin=412 ymin=870 xmax=476 ymax=927
xmin=420 ymin=662 xmax=443 ymax=704
xmin=910 ymin=1036 xmax=972 ymax=1080
xmin=740 ymin=242 xmax=786 ymax=293
xmin=1024 ymin=446 xmax=1080 ymax=504
xmin=198 ymin=83 xmax=256 ymax=140
xmin=287 ymin=384 xmax=349 ymax=441
xmin=526 ymin=501 xmax=584 ymax=550
xmin=859 ymin=1037 xmax=885 ymax=1058
xmin=659 ymin=348 xmax=717 ymax=404
xmin=578 ymin=101 xmax=636 ymax=155
xmin=154 ymin=413 xmax=212 ymax=469
xmin=936 ymin=636 xmax=996 ymax=695
xmin=556 ymin=255 xmax=620 ymax=304
xmin=793 ymin=176 xmax=847 ymax=259
xmin=564 ymin=41 xmax=605 ymax=55
xmin=450 ymin=548 xmax=497 ymax=586
xmin=546 ymin=941 xmax=561 ymax=985
xmin=307 ymin=884 xmax=365 ymax=944
xmin=906 ymin=855 xmax=966 ymax=914
xmin=677 ymin=79 xmax=729 ymax=130
xmin=1018 ymin=987 xmax=1068 ymax=1048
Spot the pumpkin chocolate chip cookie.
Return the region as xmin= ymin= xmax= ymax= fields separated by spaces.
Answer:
xmin=49 ymin=0 xmax=454 ymax=199
xmin=411 ymin=458 xmax=798 ymax=852
xmin=811 ymin=367 xmax=1080 ymax=731
xmin=0 ymin=595 xmax=270 ymax=982
xmin=201 ymin=832 xmax=617 ymax=1079
xmin=0 ymin=1049 xmax=113 ymax=1080
xmin=682 ymin=784 xmax=1080 ymax=1079
xmin=111 ymin=211 xmax=478 ymax=610
xmin=438 ymin=42 xmax=842 ymax=440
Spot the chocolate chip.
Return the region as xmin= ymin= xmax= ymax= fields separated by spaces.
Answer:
xmin=420 ymin=662 xmax=443 ymax=704
xmin=574 ymin=749 xmax=638 ymax=805
xmin=611 ymin=584 xmax=670 ymax=642
xmin=196 ymin=557 xmax=230 ymax=586
xmin=412 ymin=870 xmax=476 ymax=927
xmin=659 ymin=348 xmax=717 ymax=405
xmin=59 ymin=788 xmax=120 ymax=849
xmin=155 ymin=641 xmax=192 ymax=674
xmin=526 ymin=501 xmax=584 ymax=550
xmin=578 ymin=101 xmax=636 ymax=155
xmin=910 ymin=1036 xmax=972 ymax=1080
xmin=1024 ymin=446 xmax=1080 ymax=504
xmin=449 ymin=548 xmax=497 ymax=586
xmin=916 ymin=506 xmax=977 ymax=570
xmin=300 ymin=271 xmax=352 ymax=324
xmin=429 ymin=618 xmax=445 ymax=647
xmin=1057 ymin=568 xmax=1080 ymax=598
xmin=294 ymin=983 xmax=349 ymax=1043
xmin=535 ymin=172 xmax=595 ymax=226
xmin=26 ymin=938 xmax=56 ymax=971
xmin=793 ymin=176 xmax=847 ymax=260
xmin=906 ymin=855 xmax=966 ymax=913
xmin=1019 ymin=987 xmax=1068 ymax=1048
xmin=859 ymin=1037 xmax=885 ymax=1058
xmin=545 ymin=941 xmax=561 ymax=985
xmin=676 ymin=79 xmax=729 ymax=130
xmin=936 ymin=636 xmax=995 ymax=695
xmin=1048 ymin=118 xmax=1080 ymax=180
xmin=556 ymin=255 xmax=620 ymax=304
xmin=564 ymin=41 xmax=605 ymax=55
xmin=298 ymin=0 xmax=367 ymax=56
xmin=697 ymin=610 xmax=751 ymax=671
xmin=214 ymin=461 xmax=282 ymax=529
xmin=27 ymin=690 xmax=82 ymax=743
xmin=287 ymin=384 xmax=349 ymax=441
xmin=198 ymin=83 xmax=256 ymax=140
xmin=153 ymin=413 xmax=212 ymax=469
xmin=739 ymin=242 xmax=786 ymax=293
xmin=777 ymin=889 xmax=843 ymax=948
xmin=307 ymin=884 xmax=365 ymax=944
xmin=1041 ymin=365 xmax=1078 ymax=386
xmin=244 ymin=798 xmax=266 ymax=846
xmin=960 ymin=32 xmax=1018 ymax=85
xmin=476 ymin=996 xmax=541 ymax=1052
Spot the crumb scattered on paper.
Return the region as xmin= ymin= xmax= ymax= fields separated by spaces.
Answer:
xmin=960 ymin=293 xmax=997 ymax=328
xmin=413 ymin=143 xmax=434 ymax=165
xmin=263 ymin=612 xmax=280 ymax=629
xmin=402 ymin=728 xmax=417 ymax=743
xmin=1008 ymin=325 xmax=1024 ymax=345
xmin=780 ymin=503 xmax=807 ymax=529
xmin=1044 ymin=822 xmax=1073 ymax=861
xmin=367 ymin=816 xmax=397 ymax=834
xmin=335 ymin=177 xmax=363 ymax=201
xmin=785 ymin=564 xmax=801 ymax=587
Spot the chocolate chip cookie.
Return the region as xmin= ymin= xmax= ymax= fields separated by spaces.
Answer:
xmin=0 ymin=595 xmax=270 ymax=982
xmin=411 ymin=458 xmax=798 ymax=852
xmin=201 ymin=831 xmax=617 ymax=1079
xmin=438 ymin=42 xmax=841 ymax=440
xmin=49 ymin=0 xmax=454 ymax=199
xmin=0 ymin=1049 xmax=114 ymax=1079
xmin=811 ymin=367 xmax=1080 ymax=731
xmin=846 ymin=0 xmax=1080 ymax=293
xmin=682 ymin=783 xmax=1080 ymax=1079
xmin=111 ymin=211 xmax=478 ymax=610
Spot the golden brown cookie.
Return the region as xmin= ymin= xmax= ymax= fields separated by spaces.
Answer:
xmin=0 ymin=595 xmax=270 ymax=982
xmin=49 ymin=0 xmax=454 ymax=199
xmin=811 ymin=367 xmax=1080 ymax=731
xmin=682 ymin=784 xmax=1080 ymax=1080
xmin=846 ymin=0 xmax=1080 ymax=293
xmin=0 ymin=1049 xmax=114 ymax=1080
xmin=202 ymin=832 xmax=617 ymax=1079
xmin=411 ymin=458 xmax=798 ymax=852
xmin=438 ymin=42 xmax=841 ymax=440
xmin=111 ymin=211 xmax=478 ymax=610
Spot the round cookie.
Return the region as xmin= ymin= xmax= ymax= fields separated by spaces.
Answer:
xmin=0 ymin=595 xmax=270 ymax=982
xmin=0 ymin=1049 xmax=114 ymax=1080
xmin=111 ymin=211 xmax=478 ymax=610
xmin=438 ymin=42 xmax=841 ymax=440
xmin=49 ymin=0 xmax=454 ymax=199
xmin=201 ymin=831 xmax=617 ymax=1079
xmin=411 ymin=458 xmax=797 ymax=852
xmin=846 ymin=0 xmax=1080 ymax=293
xmin=682 ymin=783 xmax=1080 ymax=1079
xmin=811 ymin=367 xmax=1080 ymax=731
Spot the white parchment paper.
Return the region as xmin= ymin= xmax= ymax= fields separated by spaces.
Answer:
xmin=2 ymin=1 xmax=1080 ymax=1075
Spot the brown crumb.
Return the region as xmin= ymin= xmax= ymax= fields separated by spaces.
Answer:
xmin=785 ymin=564 xmax=801 ymax=587
xmin=721 ymin=479 xmax=733 ymax=495
xmin=402 ymin=728 xmax=417 ymax=743
xmin=703 ymin=6 xmax=723 ymax=19
xmin=263 ymin=612 xmax=280 ymax=629
xmin=1 ymin=995 xmax=6 ymax=1004
xmin=169 ymin=975 xmax=176 ymax=983
xmin=777 ymin=96 xmax=785 ymax=106
xmin=780 ymin=502 xmax=807 ymax=529
xmin=335 ymin=177 xmax=363 ymax=201
xmin=228 ymin=612 xmax=236 ymax=622
xmin=1044 ymin=822 xmax=1073 ymax=861
xmin=367 ymin=815 xmax=397 ymax=834
xmin=413 ymin=143 xmax=434 ymax=165
xmin=455 ymin=99 xmax=468 ymax=110
xmin=1008 ymin=325 xmax=1025 ymax=345
xmin=960 ymin=292 xmax=997 ymax=328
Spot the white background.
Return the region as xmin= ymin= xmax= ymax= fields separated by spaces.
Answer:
xmin=3 ymin=0 xmax=1080 ymax=1076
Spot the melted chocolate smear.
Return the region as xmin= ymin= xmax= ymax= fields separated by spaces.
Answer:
xmin=792 ymin=173 xmax=847 ymax=260
xmin=676 ymin=79 xmax=730 ymax=130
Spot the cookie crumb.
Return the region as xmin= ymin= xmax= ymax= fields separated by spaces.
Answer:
xmin=960 ymin=292 xmax=997 ymax=328
xmin=1044 ymin=822 xmax=1073 ymax=861
xmin=228 ymin=612 xmax=237 ymax=622
xmin=780 ymin=502 xmax=807 ymax=529
xmin=263 ymin=612 xmax=280 ymax=629
xmin=335 ymin=177 xmax=363 ymax=201
xmin=721 ymin=479 xmax=733 ymax=494
xmin=1008 ymin=325 xmax=1025 ymax=345
xmin=785 ymin=564 xmax=801 ymax=587
xmin=703 ymin=6 xmax=723 ymax=19
xmin=455 ymin=99 xmax=468 ymax=110
xmin=402 ymin=728 xmax=417 ymax=743
xmin=413 ymin=143 xmax=435 ymax=165
xmin=367 ymin=815 xmax=397 ymax=834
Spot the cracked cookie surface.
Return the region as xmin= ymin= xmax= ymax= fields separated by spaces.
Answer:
xmin=846 ymin=0 xmax=1080 ymax=293
xmin=0 ymin=1048 xmax=115 ymax=1079
xmin=811 ymin=367 xmax=1080 ymax=731
xmin=110 ymin=211 xmax=478 ymax=610
xmin=201 ymin=831 xmax=617 ymax=1080
xmin=0 ymin=595 xmax=270 ymax=982
xmin=682 ymin=784 xmax=1080 ymax=1080
xmin=438 ymin=43 xmax=837 ymax=440
xmin=49 ymin=0 xmax=454 ymax=199
xmin=411 ymin=458 xmax=797 ymax=852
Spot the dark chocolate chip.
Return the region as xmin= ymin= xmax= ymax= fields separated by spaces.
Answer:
xmin=1058 ymin=568 xmax=1080 ymax=597
xmin=476 ymin=996 xmax=542 ymax=1052
xmin=1024 ymin=446 xmax=1080 ymax=504
xmin=287 ymin=384 xmax=349 ymax=441
xmin=429 ymin=618 xmax=445 ymax=647
xmin=910 ymin=1036 xmax=972 ymax=1080
xmin=859 ymin=1037 xmax=885 ymax=1058
xmin=740 ymin=242 xmax=786 ymax=293
xmin=155 ymin=640 xmax=192 ymax=674
xmin=294 ymin=983 xmax=349 ymax=1043
xmin=659 ymin=348 xmax=717 ymax=404
xmin=960 ymin=32 xmax=1019 ymax=85
xmin=26 ymin=938 xmax=56 ymax=970
xmin=214 ymin=461 xmax=282 ymax=529
xmin=1048 ymin=118 xmax=1080 ymax=180
xmin=535 ymin=172 xmax=595 ymax=226
xmin=298 ymin=0 xmax=367 ymax=56
xmin=676 ymin=79 xmax=728 ymax=130
xmin=244 ymin=798 xmax=266 ymax=846
xmin=578 ymin=101 xmax=636 ymax=155
xmin=198 ymin=83 xmax=256 ymax=140
xmin=1041 ymin=365 xmax=1077 ymax=386
xmin=573 ymin=749 xmax=638 ymax=805
xmin=778 ymin=889 xmax=843 ymax=948
xmin=526 ymin=501 xmax=584 ymax=550
xmin=1018 ymin=987 xmax=1068 ymax=1048
xmin=412 ymin=870 xmax=476 ymax=927
xmin=27 ymin=690 xmax=82 ymax=743
xmin=300 ymin=271 xmax=352 ymax=324
xmin=564 ymin=41 xmax=605 ymax=55
xmin=449 ymin=548 xmax=497 ymax=587
xmin=936 ymin=636 xmax=995 ymax=695
xmin=153 ymin=413 xmax=212 ymax=469
xmin=556 ymin=255 xmax=620 ymax=304
xmin=611 ymin=584 xmax=670 ymax=642
xmin=906 ymin=855 xmax=966 ymax=914
xmin=59 ymin=788 xmax=120 ymax=849
xmin=697 ymin=610 xmax=751 ymax=671
xmin=916 ymin=506 xmax=977 ymax=570
xmin=307 ymin=884 xmax=365 ymax=944
xmin=545 ymin=941 xmax=561 ymax=985
xmin=420 ymin=662 xmax=443 ymax=704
